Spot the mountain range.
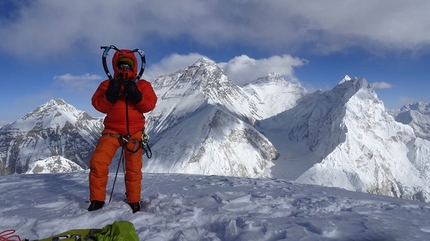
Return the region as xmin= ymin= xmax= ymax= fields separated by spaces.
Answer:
xmin=0 ymin=98 xmax=103 ymax=173
xmin=0 ymin=58 xmax=429 ymax=203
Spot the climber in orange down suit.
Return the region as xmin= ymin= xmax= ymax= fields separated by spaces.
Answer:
xmin=88 ymin=49 xmax=157 ymax=212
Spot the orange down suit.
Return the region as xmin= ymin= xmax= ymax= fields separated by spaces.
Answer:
xmin=89 ymin=50 xmax=157 ymax=203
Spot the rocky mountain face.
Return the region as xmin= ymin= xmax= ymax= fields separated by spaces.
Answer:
xmin=0 ymin=99 xmax=103 ymax=173
xmin=1 ymin=59 xmax=430 ymax=204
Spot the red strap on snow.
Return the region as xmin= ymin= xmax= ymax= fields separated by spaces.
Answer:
xmin=0 ymin=229 xmax=21 ymax=241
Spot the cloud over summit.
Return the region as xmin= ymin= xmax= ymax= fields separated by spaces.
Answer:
xmin=2 ymin=1 xmax=430 ymax=60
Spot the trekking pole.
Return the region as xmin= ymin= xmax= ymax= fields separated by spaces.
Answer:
xmin=109 ymin=147 xmax=125 ymax=203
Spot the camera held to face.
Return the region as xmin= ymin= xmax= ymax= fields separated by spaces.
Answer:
xmin=116 ymin=61 xmax=135 ymax=84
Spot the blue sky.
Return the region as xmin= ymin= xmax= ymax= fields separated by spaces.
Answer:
xmin=1 ymin=0 xmax=429 ymax=124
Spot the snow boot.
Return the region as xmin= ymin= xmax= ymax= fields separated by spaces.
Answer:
xmin=88 ymin=200 xmax=105 ymax=211
xmin=128 ymin=202 xmax=140 ymax=213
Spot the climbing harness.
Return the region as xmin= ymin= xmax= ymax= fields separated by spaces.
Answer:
xmin=102 ymin=131 xmax=151 ymax=157
xmin=102 ymin=133 xmax=141 ymax=154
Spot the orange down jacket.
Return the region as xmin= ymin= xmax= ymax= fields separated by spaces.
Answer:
xmin=91 ymin=78 xmax=157 ymax=135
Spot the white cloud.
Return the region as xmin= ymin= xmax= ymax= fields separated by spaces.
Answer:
xmin=370 ymin=82 xmax=393 ymax=89
xmin=144 ymin=53 xmax=307 ymax=86
xmin=54 ymin=73 xmax=102 ymax=82
xmin=53 ymin=73 xmax=102 ymax=90
xmin=2 ymin=1 xmax=430 ymax=59
xmin=219 ymin=55 xmax=308 ymax=86
xmin=144 ymin=53 xmax=208 ymax=81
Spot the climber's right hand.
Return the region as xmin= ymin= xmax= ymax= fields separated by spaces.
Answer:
xmin=105 ymin=79 xmax=121 ymax=103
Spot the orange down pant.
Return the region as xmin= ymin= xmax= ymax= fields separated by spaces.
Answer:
xmin=89 ymin=130 xmax=143 ymax=203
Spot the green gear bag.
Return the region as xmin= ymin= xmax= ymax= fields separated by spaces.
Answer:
xmin=26 ymin=220 xmax=138 ymax=241
xmin=94 ymin=220 xmax=138 ymax=241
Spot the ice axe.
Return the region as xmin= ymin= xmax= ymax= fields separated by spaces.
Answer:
xmin=100 ymin=45 xmax=146 ymax=81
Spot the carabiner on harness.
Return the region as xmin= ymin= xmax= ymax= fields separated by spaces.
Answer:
xmin=141 ymin=132 xmax=152 ymax=159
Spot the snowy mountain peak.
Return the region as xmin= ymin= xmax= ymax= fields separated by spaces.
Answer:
xmin=248 ymin=73 xmax=306 ymax=92
xmin=151 ymin=57 xmax=260 ymax=122
xmin=152 ymin=57 xmax=230 ymax=94
xmin=193 ymin=57 xmax=217 ymax=66
xmin=339 ymin=75 xmax=352 ymax=84
xmin=242 ymin=73 xmax=307 ymax=118
xmin=332 ymin=76 xmax=371 ymax=102
xmin=252 ymin=72 xmax=285 ymax=85
xmin=20 ymin=98 xmax=82 ymax=126
xmin=46 ymin=98 xmax=68 ymax=106
xmin=0 ymin=99 xmax=103 ymax=174
xmin=36 ymin=98 xmax=75 ymax=112
xmin=278 ymin=74 xmax=428 ymax=201
xmin=145 ymin=59 xmax=281 ymax=177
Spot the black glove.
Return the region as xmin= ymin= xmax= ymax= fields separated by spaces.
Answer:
xmin=105 ymin=80 xmax=121 ymax=103
xmin=124 ymin=81 xmax=142 ymax=104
